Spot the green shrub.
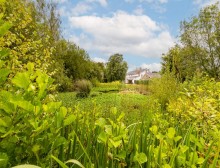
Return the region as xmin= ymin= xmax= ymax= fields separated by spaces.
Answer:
xmin=90 ymin=77 xmax=100 ymax=87
xmin=75 ymin=79 xmax=92 ymax=98
xmin=149 ymin=72 xmax=179 ymax=109
xmin=57 ymin=75 xmax=74 ymax=92
xmin=168 ymin=76 xmax=220 ymax=137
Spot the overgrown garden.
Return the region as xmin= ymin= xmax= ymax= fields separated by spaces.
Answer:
xmin=0 ymin=0 xmax=220 ymax=167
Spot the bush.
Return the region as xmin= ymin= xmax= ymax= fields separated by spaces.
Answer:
xmin=90 ymin=78 xmax=100 ymax=87
xmin=149 ymin=73 xmax=179 ymax=109
xmin=57 ymin=75 xmax=74 ymax=92
xmin=75 ymin=79 xmax=92 ymax=98
xmin=168 ymin=76 xmax=220 ymax=137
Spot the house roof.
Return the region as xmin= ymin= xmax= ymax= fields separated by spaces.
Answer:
xmin=127 ymin=68 xmax=149 ymax=75
xmin=141 ymin=72 xmax=161 ymax=80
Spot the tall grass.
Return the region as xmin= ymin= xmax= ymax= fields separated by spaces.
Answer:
xmin=3 ymin=74 xmax=220 ymax=167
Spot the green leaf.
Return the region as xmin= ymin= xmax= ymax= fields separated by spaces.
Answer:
xmin=0 ymin=152 xmax=8 ymax=168
xmin=0 ymin=68 xmax=10 ymax=84
xmin=97 ymin=131 xmax=108 ymax=144
xmin=117 ymin=112 xmax=125 ymax=122
xmin=109 ymin=139 xmax=122 ymax=148
xmin=167 ymin=127 xmax=175 ymax=139
xmin=51 ymin=155 xmax=68 ymax=168
xmin=95 ymin=118 xmax=106 ymax=128
xmin=197 ymin=157 xmax=205 ymax=164
xmin=60 ymin=106 xmax=67 ymax=118
xmin=13 ymin=100 xmax=34 ymax=112
xmin=32 ymin=145 xmax=40 ymax=154
xmin=174 ymin=136 xmax=182 ymax=142
xmin=12 ymin=72 xmax=30 ymax=89
xmin=53 ymin=136 xmax=66 ymax=149
xmin=180 ymin=145 xmax=189 ymax=153
xmin=0 ymin=22 xmax=12 ymax=37
xmin=12 ymin=165 xmax=41 ymax=168
xmin=163 ymin=164 xmax=172 ymax=168
xmin=0 ymin=118 xmax=7 ymax=127
xmin=134 ymin=152 xmax=147 ymax=164
xmin=0 ymin=49 xmax=9 ymax=59
xmin=64 ymin=114 xmax=76 ymax=126
xmin=116 ymin=151 xmax=126 ymax=159
xmin=65 ymin=159 xmax=85 ymax=168
xmin=0 ymin=102 xmax=14 ymax=114
xmin=150 ymin=125 xmax=158 ymax=135
xmin=27 ymin=62 xmax=34 ymax=72
xmin=111 ymin=107 xmax=117 ymax=115
xmin=156 ymin=133 xmax=164 ymax=140
xmin=105 ymin=125 xmax=113 ymax=135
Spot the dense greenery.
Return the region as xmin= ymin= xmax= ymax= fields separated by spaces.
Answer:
xmin=162 ymin=3 xmax=220 ymax=81
xmin=106 ymin=54 xmax=128 ymax=82
xmin=1 ymin=0 xmax=220 ymax=167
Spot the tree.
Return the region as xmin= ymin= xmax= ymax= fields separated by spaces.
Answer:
xmin=161 ymin=45 xmax=197 ymax=81
xmin=106 ymin=54 xmax=128 ymax=82
xmin=1 ymin=0 xmax=61 ymax=74
xmin=180 ymin=3 xmax=220 ymax=79
xmin=162 ymin=3 xmax=220 ymax=80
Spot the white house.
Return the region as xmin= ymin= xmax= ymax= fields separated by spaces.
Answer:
xmin=125 ymin=68 xmax=160 ymax=84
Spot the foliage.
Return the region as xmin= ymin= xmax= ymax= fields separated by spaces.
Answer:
xmin=56 ymin=41 xmax=105 ymax=91
xmin=93 ymin=81 xmax=123 ymax=93
xmin=1 ymin=0 xmax=220 ymax=167
xmin=168 ymin=76 xmax=220 ymax=138
xmin=75 ymin=79 xmax=92 ymax=98
xmin=149 ymin=72 xmax=179 ymax=109
xmin=1 ymin=0 xmax=54 ymax=74
xmin=162 ymin=3 xmax=220 ymax=80
xmin=106 ymin=53 xmax=128 ymax=82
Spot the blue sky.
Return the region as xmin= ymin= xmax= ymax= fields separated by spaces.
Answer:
xmin=54 ymin=0 xmax=219 ymax=72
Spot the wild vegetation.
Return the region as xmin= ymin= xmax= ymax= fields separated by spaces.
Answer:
xmin=0 ymin=0 xmax=220 ymax=167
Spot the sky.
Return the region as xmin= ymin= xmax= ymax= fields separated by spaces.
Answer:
xmin=54 ymin=0 xmax=220 ymax=72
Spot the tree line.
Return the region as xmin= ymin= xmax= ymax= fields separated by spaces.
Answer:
xmin=1 ymin=0 xmax=128 ymax=92
xmin=161 ymin=3 xmax=220 ymax=82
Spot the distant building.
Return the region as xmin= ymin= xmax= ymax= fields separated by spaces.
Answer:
xmin=125 ymin=68 xmax=160 ymax=84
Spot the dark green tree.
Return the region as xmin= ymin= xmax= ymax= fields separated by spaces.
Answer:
xmin=106 ymin=53 xmax=128 ymax=82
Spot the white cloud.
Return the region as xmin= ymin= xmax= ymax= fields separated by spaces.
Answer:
xmin=71 ymin=2 xmax=92 ymax=16
xmin=70 ymin=0 xmax=108 ymax=16
xmin=141 ymin=63 xmax=162 ymax=72
xmin=139 ymin=0 xmax=168 ymax=13
xmin=193 ymin=0 xmax=220 ymax=7
xmin=87 ymin=0 xmax=108 ymax=7
xmin=92 ymin=57 xmax=106 ymax=63
xmin=124 ymin=0 xmax=134 ymax=3
xmin=69 ymin=11 xmax=175 ymax=59
xmin=133 ymin=5 xmax=144 ymax=15
xmin=140 ymin=0 xmax=168 ymax=4
xmin=52 ymin=0 xmax=68 ymax=4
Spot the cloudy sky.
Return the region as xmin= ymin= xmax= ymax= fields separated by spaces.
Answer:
xmin=55 ymin=0 xmax=219 ymax=72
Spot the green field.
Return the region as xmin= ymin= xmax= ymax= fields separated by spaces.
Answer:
xmin=1 ymin=72 xmax=220 ymax=167
xmin=58 ymin=89 xmax=150 ymax=125
xmin=53 ymin=78 xmax=220 ymax=167
xmin=1 ymin=1 xmax=220 ymax=167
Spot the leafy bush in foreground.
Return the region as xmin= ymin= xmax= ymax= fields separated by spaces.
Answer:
xmin=168 ymin=76 xmax=220 ymax=138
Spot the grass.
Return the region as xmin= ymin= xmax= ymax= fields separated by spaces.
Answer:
xmin=55 ymin=80 xmax=220 ymax=167
xmin=4 ymin=79 xmax=220 ymax=167
xmin=57 ymin=89 xmax=150 ymax=125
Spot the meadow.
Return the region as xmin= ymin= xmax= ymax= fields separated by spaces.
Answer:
xmin=1 ymin=1 xmax=220 ymax=167
xmin=52 ymin=77 xmax=220 ymax=168
xmin=1 ymin=68 xmax=220 ymax=168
